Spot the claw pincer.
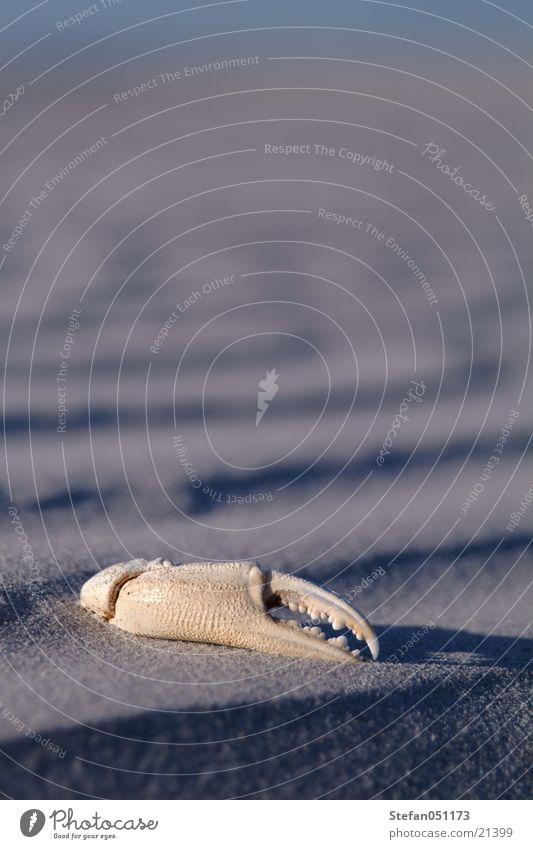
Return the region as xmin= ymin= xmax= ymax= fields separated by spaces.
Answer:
xmin=80 ymin=559 xmax=379 ymax=663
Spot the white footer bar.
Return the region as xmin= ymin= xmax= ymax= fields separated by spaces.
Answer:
xmin=4 ymin=799 xmax=531 ymax=847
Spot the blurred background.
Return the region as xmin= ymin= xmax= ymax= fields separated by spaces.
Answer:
xmin=0 ymin=0 xmax=531 ymax=799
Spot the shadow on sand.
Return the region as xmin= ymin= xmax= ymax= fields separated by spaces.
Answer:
xmin=0 ymin=623 xmax=530 ymax=800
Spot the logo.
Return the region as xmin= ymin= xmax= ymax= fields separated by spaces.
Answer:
xmin=20 ymin=810 xmax=45 ymax=837
xmin=256 ymin=368 xmax=279 ymax=425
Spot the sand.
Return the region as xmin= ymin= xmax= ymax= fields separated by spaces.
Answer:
xmin=1 ymin=0 xmax=532 ymax=799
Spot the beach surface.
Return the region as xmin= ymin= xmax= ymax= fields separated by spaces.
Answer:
xmin=1 ymin=0 xmax=532 ymax=799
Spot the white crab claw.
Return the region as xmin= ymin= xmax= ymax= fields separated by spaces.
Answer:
xmin=80 ymin=560 xmax=379 ymax=664
xmin=265 ymin=568 xmax=379 ymax=660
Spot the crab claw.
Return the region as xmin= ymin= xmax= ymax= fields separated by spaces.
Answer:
xmin=80 ymin=560 xmax=379 ymax=664
xmin=265 ymin=568 xmax=379 ymax=661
